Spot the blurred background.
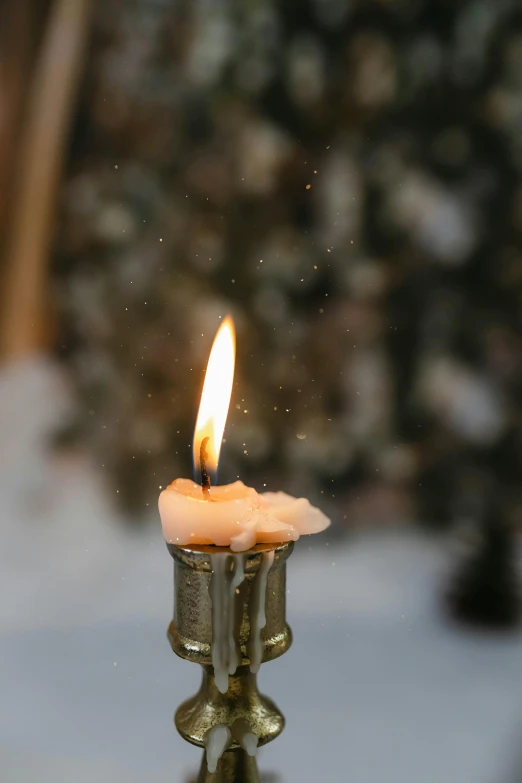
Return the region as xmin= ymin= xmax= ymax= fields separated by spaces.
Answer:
xmin=2 ymin=0 xmax=522 ymax=781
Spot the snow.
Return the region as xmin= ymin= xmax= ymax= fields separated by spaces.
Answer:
xmin=1 ymin=357 xmax=522 ymax=782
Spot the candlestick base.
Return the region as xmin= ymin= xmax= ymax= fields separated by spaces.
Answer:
xmin=167 ymin=541 xmax=293 ymax=782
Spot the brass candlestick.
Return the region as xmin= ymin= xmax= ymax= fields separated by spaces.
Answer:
xmin=167 ymin=541 xmax=294 ymax=782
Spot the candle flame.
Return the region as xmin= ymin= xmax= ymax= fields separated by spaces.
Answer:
xmin=193 ymin=316 xmax=236 ymax=482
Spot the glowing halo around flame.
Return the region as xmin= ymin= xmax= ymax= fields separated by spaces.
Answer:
xmin=193 ymin=316 xmax=236 ymax=482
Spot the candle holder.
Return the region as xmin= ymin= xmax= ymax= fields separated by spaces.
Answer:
xmin=167 ymin=541 xmax=294 ymax=782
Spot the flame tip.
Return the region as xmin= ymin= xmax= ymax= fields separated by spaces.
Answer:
xmin=193 ymin=317 xmax=236 ymax=480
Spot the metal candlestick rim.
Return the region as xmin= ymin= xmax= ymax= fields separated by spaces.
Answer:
xmin=166 ymin=541 xmax=294 ymax=570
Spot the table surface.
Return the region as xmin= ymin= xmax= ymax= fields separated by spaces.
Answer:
xmin=1 ymin=358 xmax=522 ymax=783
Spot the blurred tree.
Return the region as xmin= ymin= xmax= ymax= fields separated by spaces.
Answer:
xmin=51 ymin=0 xmax=522 ymax=527
xmin=446 ymin=502 xmax=521 ymax=629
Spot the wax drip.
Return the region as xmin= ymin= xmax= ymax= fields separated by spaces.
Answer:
xmin=231 ymin=718 xmax=258 ymax=757
xmin=205 ymin=725 xmax=232 ymax=773
xmin=209 ymin=553 xmax=245 ymax=694
xmin=227 ymin=557 xmax=245 ymax=676
xmin=200 ymin=436 xmax=211 ymax=498
xmin=248 ymin=551 xmax=275 ymax=674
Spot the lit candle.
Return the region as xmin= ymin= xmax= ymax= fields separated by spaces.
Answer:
xmin=158 ymin=316 xmax=330 ymax=552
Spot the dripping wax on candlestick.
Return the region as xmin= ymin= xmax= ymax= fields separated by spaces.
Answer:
xmin=200 ymin=436 xmax=211 ymax=498
xmin=166 ymin=542 xmax=296 ymax=781
xmin=209 ymin=550 xmax=275 ymax=695
xmin=248 ymin=551 xmax=275 ymax=674
xmin=205 ymin=725 xmax=232 ymax=773
xmin=209 ymin=553 xmax=246 ymax=694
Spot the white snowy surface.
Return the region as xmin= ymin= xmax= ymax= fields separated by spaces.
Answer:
xmin=1 ymin=358 xmax=522 ymax=783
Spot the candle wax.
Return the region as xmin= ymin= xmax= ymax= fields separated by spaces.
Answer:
xmin=205 ymin=725 xmax=231 ymax=773
xmin=159 ymin=478 xmax=330 ymax=552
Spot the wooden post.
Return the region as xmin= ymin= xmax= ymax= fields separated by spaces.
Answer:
xmin=0 ymin=0 xmax=90 ymax=360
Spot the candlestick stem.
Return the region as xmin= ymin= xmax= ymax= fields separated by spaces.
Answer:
xmin=197 ymin=749 xmax=260 ymax=783
xmin=175 ymin=665 xmax=284 ymax=747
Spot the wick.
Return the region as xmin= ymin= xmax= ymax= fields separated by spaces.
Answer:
xmin=200 ymin=436 xmax=211 ymax=499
